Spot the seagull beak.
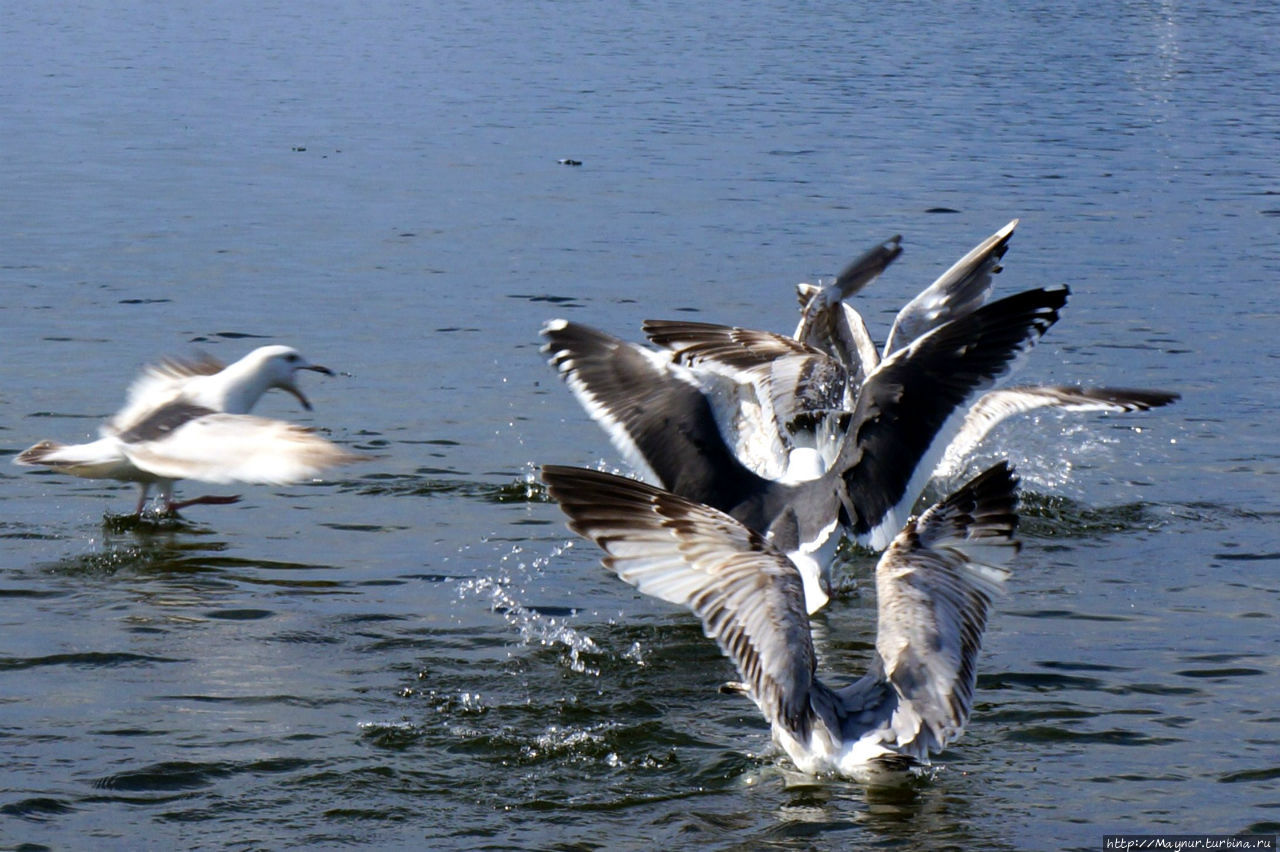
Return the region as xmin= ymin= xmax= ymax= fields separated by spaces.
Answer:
xmin=283 ymin=364 xmax=334 ymax=411
xmin=285 ymin=385 xmax=314 ymax=411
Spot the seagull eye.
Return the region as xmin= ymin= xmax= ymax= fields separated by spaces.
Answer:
xmin=285 ymin=354 xmax=300 ymax=363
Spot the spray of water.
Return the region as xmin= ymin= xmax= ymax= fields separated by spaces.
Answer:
xmin=456 ymin=540 xmax=602 ymax=675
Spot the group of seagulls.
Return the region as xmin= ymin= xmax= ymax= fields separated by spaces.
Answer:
xmin=12 ymin=219 xmax=1178 ymax=781
xmin=537 ymin=220 xmax=1177 ymax=778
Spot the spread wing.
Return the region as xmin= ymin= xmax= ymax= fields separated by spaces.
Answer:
xmin=104 ymin=353 xmax=226 ymax=436
xmin=883 ymin=219 xmax=1018 ymax=356
xmin=871 ymin=462 xmax=1020 ymax=756
xmin=934 ymin=385 xmax=1182 ymax=479
xmin=541 ymin=319 xmax=769 ymax=507
xmin=832 ymin=285 xmax=1067 ymax=550
xmin=643 ymin=319 xmax=851 ymax=473
xmin=794 ymin=234 xmax=904 ymax=342
xmin=542 ymin=465 xmax=818 ymax=739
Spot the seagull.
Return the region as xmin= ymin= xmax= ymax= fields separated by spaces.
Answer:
xmin=541 ymin=461 xmax=1022 ymax=779
xmin=793 ymin=220 xmax=1016 ymax=391
xmin=544 ymin=284 xmax=1067 ymax=613
xmin=14 ymin=345 xmax=366 ymax=516
xmin=645 ymin=318 xmax=1179 ymax=482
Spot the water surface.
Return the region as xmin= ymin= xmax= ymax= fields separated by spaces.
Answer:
xmin=2 ymin=2 xmax=1278 ymax=849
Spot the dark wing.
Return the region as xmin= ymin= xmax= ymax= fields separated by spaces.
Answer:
xmin=542 ymin=320 xmax=768 ymax=509
xmin=830 ymin=285 xmax=1067 ymax=550
xmin=644 ymin=320 xmax=819 ymax=372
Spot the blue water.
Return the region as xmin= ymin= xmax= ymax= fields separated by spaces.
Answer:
xmin=2 ymin=2 xmax=1278 ymax=849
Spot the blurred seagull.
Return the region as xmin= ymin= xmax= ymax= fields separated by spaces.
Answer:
xmin=14 ymin=345 xmax=366 ymax=516
xmin=542 ymin=461 xmax=1022 ymax=778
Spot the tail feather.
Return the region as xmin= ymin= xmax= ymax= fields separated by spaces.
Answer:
xmin=14 ymin=440 xmax=67 ymax=466
xmin=14 ymin=438 xmax=135 ymax=480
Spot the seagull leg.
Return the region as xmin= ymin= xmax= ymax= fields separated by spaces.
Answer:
xmin=153 ymin=480 xmax=241 ymax=516
xmin=133 ymin=483 xmax=152 ymax=517
xmin=166 ymin=494 xmax=243 ymax=513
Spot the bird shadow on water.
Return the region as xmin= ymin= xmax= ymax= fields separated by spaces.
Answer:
xmin=37 ymin=512 xmax=336 ymax=589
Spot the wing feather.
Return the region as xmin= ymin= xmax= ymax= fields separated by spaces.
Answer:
xmin=542 ymin=465 xmax=817 ymax=737
xmin=104 ymin=353 xmax=226 ymax=435
xmin=873 ymin=462 xmax=1021 ymax=755
xmin=542 ymin=320 xmax=768 ymax=507
xmin=933 ymin=385 xmax=1182 ymax=478
xmin=833 ymin=285 xmax=1066 ymax=550
xmin=121 ymin=413 xmax=367 ymax=485
xmin=883 ymin=219 xmax=1018 ymax=355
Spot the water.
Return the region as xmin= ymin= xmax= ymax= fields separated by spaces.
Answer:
xmin=2 ymin=1 xmax=1278 ymax=849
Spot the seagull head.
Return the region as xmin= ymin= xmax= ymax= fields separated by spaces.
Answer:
xmin=249 ymin=345 xmax=335 ymax=411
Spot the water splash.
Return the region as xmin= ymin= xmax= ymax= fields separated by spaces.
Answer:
xmin=931 ymin=418 xmax=1135 ymax=499
xmin=456 ymin=541 xmax=601 ymax=675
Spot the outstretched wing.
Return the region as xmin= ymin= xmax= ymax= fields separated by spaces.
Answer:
xmin=832 ymin=285 xmax=1067 ymax=550
xmin=883 ymin=219 xmax=1018 ymax=356
xmin=871 ymin=462 xmax=1021 ymax=756
xmin=104 ymin=353 xmax=226 ymax=436
xmin=643 ymin=319 xmax=851 ymax=473
xmin=542 ymin=320 xmax=768 ymax=507
xmin=795 ymin=234 xmax=904 ymax=342
xmin=542 ymin=465 xmax=818 ymax=738
xmin=933 ymin=385 xmax=1182 ymax=479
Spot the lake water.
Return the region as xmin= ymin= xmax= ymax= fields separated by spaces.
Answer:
xmin=2 ymin=1 xmax=1278 ymax=849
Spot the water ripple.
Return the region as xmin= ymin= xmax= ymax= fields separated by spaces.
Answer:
xmin=93 ymin=757 xmax=314 ymax=793
xmin=1219 ymin=767 xmax=1280 ymax=784
xmin=1007 ymin=726 xmax=1182 ymax=747
xmin=0 ymin=652 xmax=183 ymax=671
xmin=346 ymin=472 xmax=547 ymax=503
xmin=1018 ymin=494 xmax=1158 ymax=539
xmin=0 ymin=797 xmax=77 ymax=822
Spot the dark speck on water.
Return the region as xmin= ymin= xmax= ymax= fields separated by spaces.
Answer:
xmin=1 ymin=1 xmax=1277 ymax=850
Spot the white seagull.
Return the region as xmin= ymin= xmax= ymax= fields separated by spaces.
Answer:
xmin=542 ymin=461 xmax=1021 ymax=779
xmin=14 ymin=345 xmax=366 ymax=516
xmin=544 ymin=285 xmax=1067 ymax=613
